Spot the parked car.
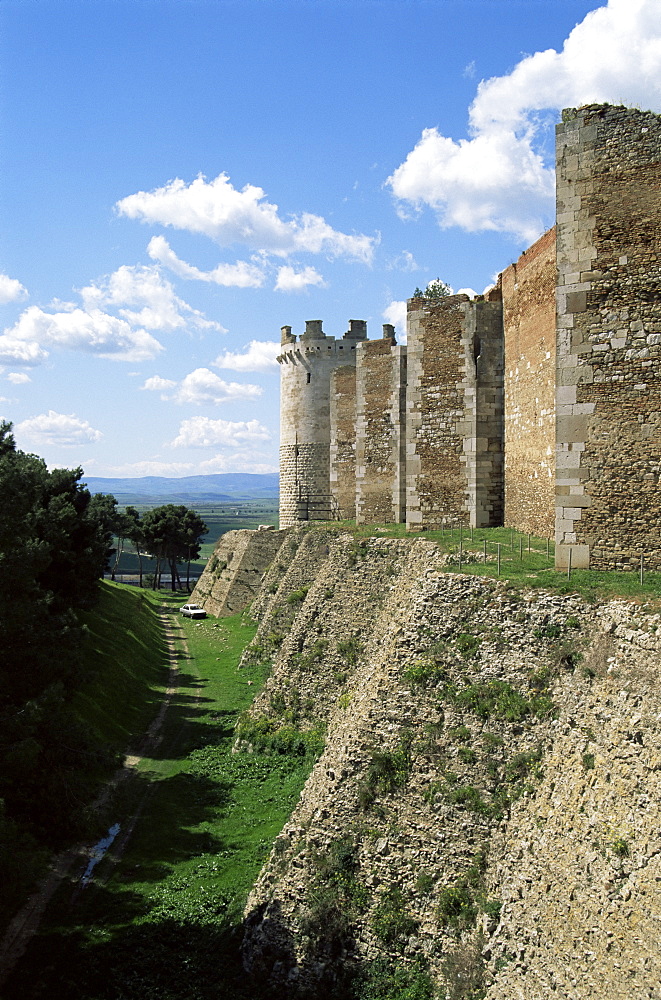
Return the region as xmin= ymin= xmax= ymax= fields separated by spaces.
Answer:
xmin=179 ymin=603 xmax=207 ymax=619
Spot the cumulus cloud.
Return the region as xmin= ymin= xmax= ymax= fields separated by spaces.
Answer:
xmin=0 ymin=274 xmax=27 ymax=304
xmin=382 ymin=300 xmax=407 ymax=338
xmin=0 ymin=334 xmax=48 ymax=366
xmin=80 ymin=264 xmax=224 ymax=331
xmin=16 ymin=410 xmax=102 ymax=447
xmin=147 ymin=236 xmax=265 ymax=288
xmin=274 ymin=265 xmax=326 ymax=292
xmin=117 ymin=172 xmax=376 ymax=263
xmin=142 ymin=375 xmax=177 ymax=398
xmin=2 ymin=306 xmax=163 ymax=363
xmin=214 ymin=340 xmax=280 ymax=373
xmin=387 ymin=0 xmax=661 ymax=241
xmin=174 ymin=368 xmax=262 ymax=406
xmin=7 ymin=372 xmax=30 ymax=384
xmin=170 ymin=416 xmax=271 ymax=449
xmin=142 ymin=367 xmax=263 ymax=406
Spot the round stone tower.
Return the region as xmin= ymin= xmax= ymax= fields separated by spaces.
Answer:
xmin=278 ymin=319 xmax=366 ymax=527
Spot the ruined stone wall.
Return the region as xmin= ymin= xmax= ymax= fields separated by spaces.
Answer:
xmin=191 ymin=528 xmax=288 ymax=617
xmin=329 ymin=366 xmax=357 ymax=520
xmin=502 ymin=228 xmax=557 ymax=537
xmin=239 ymin=526 xmax=661 ymax=998
xmin=355 ymin=331 xmax=407 ymax=524
xmin=406 ymin=295 xmax=471 ymax=529
xmin=555 ymin=104 xmax=661 ymax=570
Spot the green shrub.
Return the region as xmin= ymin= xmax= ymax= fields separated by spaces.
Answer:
xmin=404 ymin=657 xmax=447 ymax=689
xmin=447 ymin=725 xmax=471 ymax=743
xmin=449 ymin=680 xmax=554 ymax=721
xmin=372 ymin=886 xmax=419 ymax=944
xmin=359 ymin=733 xmax=413 ymax=809
xmin=353 ymin=958 xmax=435 ymax=1000
xmin=286 ymin=585 xmax=310 ymax=604
xmin=436 ymin=883 xmax=477 ymax=928
xmin=456 ymin=633 xmax=481 ymax=658
xmin=582 ymin=752 xmax=595 ymax=770
xmin=337 ymin=636 xmax=363 ymax=665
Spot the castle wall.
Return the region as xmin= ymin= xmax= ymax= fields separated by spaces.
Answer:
xmin=329 ymin=365 xmax=357 ymax=520
xmin=555 ymin=105 xmax=661 ymax=570
xmin=355 ymin=330 xmax=407 ymax=524
xmin=278 ymin=321 xmax=366 ymax=527
xmin=502 ymin=228 xmax=557 ymax=537
xmin=462 ymin=298 xmax=505 ymax=526
xmin=406 ymin=295 xmax=504 ymax=529
xmin=406 ymin=296 xmax=469 ymax=528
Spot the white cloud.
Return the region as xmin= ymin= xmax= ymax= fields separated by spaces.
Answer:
xmin=0 ymin=274 xmax=27 ymax=305
xmin=2 ymin=306 xmax=163 ymax=362
xmin=7 ymin=372 xmax=30 ymax=384
xmin=117 ymin=172 xmax=376 ymax=262
xmin=80 ymin=264 xmax=224 ymax=332
xmin=142 ymin=367 xmax=263 ymax=404
xmin=382 ymin=300 xmax=407 ymax=338
xmin=274 ymin=265 xmax=326 ymax=292
xmin=387 ymin=0 xmax=661 ymax=242
xmin=456 ymin=287 xmax=478 ymax=298
xmin=170 ymin=416 xmax=271 ymax=448
xmin=198 ymin=454 xmax=278 ymax=475
xmin=214 ymin=340 xmax=280 ymax=373
xmin=173 ymin=367 xmax=262 ymax=405
xmin=147 ymin=236 xmax=265 ymax=288
xmin=16 ymin=410 xmax=102 ymax=447
xmin=0 ymin=334 xmax=48 ymax=366
xmin=142 ymin=375 xmax=177 ymax=398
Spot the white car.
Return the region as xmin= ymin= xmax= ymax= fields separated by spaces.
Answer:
xmin=179 ymin=603 xmax=207 ymax=620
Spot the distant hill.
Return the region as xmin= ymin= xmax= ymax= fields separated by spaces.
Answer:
xmin=82 ymin=473 xmax=279 ymax=502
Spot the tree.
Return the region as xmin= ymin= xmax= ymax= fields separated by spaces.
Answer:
xmin=0 ymin=422 xmax=119 ymax=849
xmin=124 ymin=506 xmax=145 ymax=588
xmin=141 ymin=504 xmax=207 ymax=591
xmin=412 ymin=278 xmax=452 ymax=302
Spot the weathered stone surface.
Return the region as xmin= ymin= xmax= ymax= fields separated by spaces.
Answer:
xmin=191 ymin=528 xmax=288 ymax=617
xmin=555 ymin=104 xmax=661 ymax=570
xmin=502 ymin=228 xmax=556 ymax=537
xmin=235 ymin=528 xmax=661 ymax=997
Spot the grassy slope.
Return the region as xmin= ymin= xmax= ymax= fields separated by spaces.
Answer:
xmin=5 ymin=594 xmax=317 ymax=1000
xmin=73 ymin=582 xmax=172 ymax=751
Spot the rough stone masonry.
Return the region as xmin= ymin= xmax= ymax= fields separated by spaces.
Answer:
xmin=277 ymin=104 xmax=661 ymax=570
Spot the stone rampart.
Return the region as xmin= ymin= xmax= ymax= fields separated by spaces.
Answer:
xmin=555 ymin=104 xmax=661 ymax=570
xmin=191 ymin=528 xmax=288 ymax=616
xmin=329 ymin=365 xmax=358 ymax=520
xmin=238 ymin=526 xmax=661 ymax=997
xmin=502 ymin=227 xmax=556 ymax=537
xmin=355 ymin=329 xmax=407 ymax=524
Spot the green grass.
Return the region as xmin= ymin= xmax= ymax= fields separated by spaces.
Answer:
xmin=73 ymin=582 xmax=172 ymax=751
xmin=4 ymin=593 xmax=318 ymax=1000
xmin=319 ymin=521 xmax=661 ymax=605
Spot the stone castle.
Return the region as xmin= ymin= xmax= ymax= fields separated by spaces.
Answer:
xmin=277 ymin=104 xmax=661 ymax=571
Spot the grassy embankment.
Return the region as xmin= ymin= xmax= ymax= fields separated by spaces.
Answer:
xmin=331 ymin=521 xmax=661 ymax=606
xmin=4 ymin=583 xmax=317 ymax=1000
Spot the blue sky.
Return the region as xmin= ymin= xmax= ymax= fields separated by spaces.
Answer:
xmin=1 ymin=0 xmax=659 ymax=479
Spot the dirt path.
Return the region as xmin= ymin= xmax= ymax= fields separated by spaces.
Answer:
xmin=0 ymin=607 xmax=190 ymax=989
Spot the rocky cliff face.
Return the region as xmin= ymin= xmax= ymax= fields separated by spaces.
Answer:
xmin=207 ymin=528 xmax=660 ymax=997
